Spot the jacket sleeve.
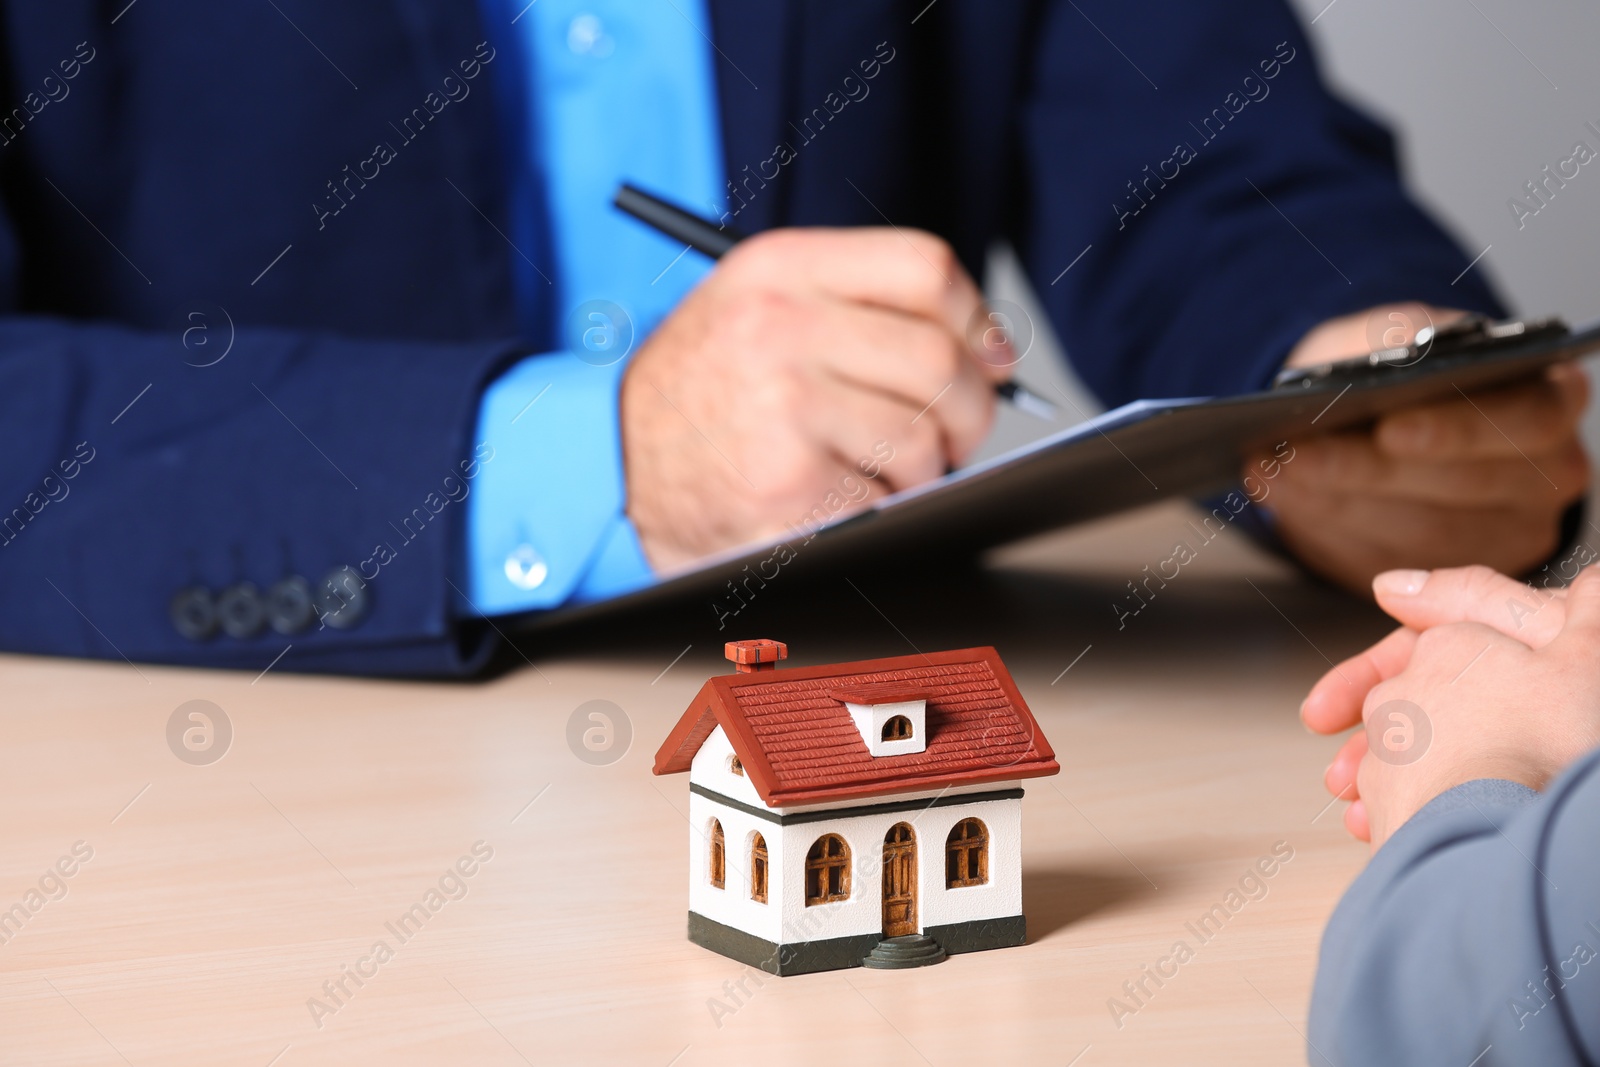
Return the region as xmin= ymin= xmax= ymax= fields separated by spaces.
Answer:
xmin=0 ymin=311 xmax=530 ymax=677
xmin=1308 ymin=751 xmax=1600 ymax=1067
xmin=1016 ymin=0 xmax=1505 ymax=406
xmin=0 ymin=6 xmax=652 ymax=676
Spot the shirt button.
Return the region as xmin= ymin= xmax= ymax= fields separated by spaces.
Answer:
xmin=567 ymin=14 xmax=614 ymax=58
xmin=504 ymin=543 xmax=549 ymax=590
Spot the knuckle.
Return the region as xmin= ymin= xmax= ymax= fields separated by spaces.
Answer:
xmin=763 ymin=361 xmax=812 ymax=415
xmin=901 ymin=438 xmax=946 ymax=484
xmin=1354 ymin=757 xmax=1378 ymax=794
xmin=729 ymin=359 xmax=809 ymax=437
xmin=921 ymin=231 xmax=959 ymax=268
xmin=959 ymin=391 xmax=997 ymax=456
xmin=911 ymin=324 xmax=961 ymax=380
xmin=910 ymin=420 xmax=946 ymax=463
xmin=1413 ymin=621 xmax=1479 ymax=658
xmin=725 ymin=229 xmax=810 ymax=281
xmin=1413 ymin=624 xmax=1451 ymax=653
xmin=731 ymin=228 xmax=795 ymax=267
xmin=755 ymin=436 xmax=821 ymax=502
xmin=904 ymin=230 xmax=959 ymax=283
xmin=875 ymin=424 xmax=940 ymax=485
xmin=1453 ymin=563 xmax=1500 ymax=594
xmin=728 ymin=288 xmax=798 ymax=341
xmin=1360 ymin=684 xmax=1393 ymax=724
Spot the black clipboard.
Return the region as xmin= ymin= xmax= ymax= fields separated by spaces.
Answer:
xmin=520 ymin=315 xmax=1600 ymax=629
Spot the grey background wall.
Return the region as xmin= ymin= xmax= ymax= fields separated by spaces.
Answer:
xmin=980 ymin=0 xmax=1600 ymax=461
xmin=1291 ymin=0 xmax=1600 ymax=323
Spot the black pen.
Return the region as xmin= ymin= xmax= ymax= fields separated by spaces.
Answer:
xmin=613 ymin=182 xmax=1058 ymax=420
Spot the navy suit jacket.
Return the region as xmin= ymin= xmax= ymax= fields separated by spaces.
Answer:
xmin=0 ymin=0 xmax=1500 ymax=675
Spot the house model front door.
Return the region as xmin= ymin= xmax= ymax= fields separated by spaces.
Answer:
xmin=882 ymin=823 xmax=917 ymax=937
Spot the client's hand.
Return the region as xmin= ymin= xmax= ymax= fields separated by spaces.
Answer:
xmin=1302 ymin=564 xmax=1600 ymax=848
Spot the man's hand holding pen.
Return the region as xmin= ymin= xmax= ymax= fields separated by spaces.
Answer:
xmin=621 ymin=227 xmax=1011 ymax=571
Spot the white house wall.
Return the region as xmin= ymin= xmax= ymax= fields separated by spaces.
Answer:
xmin=686 ymin=730 xmax=1024 ymax=947
xmin=687 ymin=727 xmax=785 ymax=944
xmin=688 ymin=725 xmax=765 ymax=807
xmin=776 ymin=796 xmax=1021 ymax=944
xmin=686 ymin=790 xmax=786 ymax=944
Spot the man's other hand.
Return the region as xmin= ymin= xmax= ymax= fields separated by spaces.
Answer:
xmin=1249 ymin=303 xmax=1590 ymax=594
xmin=620 ymin=228 xmax=1010 ymax=571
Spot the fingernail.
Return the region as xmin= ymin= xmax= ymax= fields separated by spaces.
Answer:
xmin=1373 ymin=569 xmax=1429 ymax=597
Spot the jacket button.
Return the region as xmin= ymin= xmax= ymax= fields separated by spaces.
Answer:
xmin=169 ymin=587 xmax=218 ymax=641
xmin=267 ymin=576 xmax=315 ymax=634
xmin=315 ymin=566 xmax=369 ymax=630
xmin=217 ymin=583 xmax=267 ymax=639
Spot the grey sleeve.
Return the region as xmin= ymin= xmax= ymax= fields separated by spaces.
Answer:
xmin=1308 ymin=750 xmax=1600 ymax=1066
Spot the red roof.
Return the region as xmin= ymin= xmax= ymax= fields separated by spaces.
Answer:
xmin=652 ymin=647 xmax=1058 ymax=806
xmin=829 ymin=683 xmax=937 ymax=704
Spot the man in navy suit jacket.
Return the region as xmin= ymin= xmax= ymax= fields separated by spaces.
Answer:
xmin=0 ymin=1 xmax=1584 ymax=675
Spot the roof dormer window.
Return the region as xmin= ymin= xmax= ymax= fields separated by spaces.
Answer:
xmin=832 ymin=685 xmax=931 ymax=757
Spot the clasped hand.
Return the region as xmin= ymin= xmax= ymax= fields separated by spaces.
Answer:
xmin=1303 ymin=563 xmax=1600 ymax=849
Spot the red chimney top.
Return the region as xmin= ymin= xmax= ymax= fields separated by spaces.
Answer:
xmin=725 ymin=639 xmax=788 ymax=673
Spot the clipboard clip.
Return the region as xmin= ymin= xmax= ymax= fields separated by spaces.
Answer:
xmin=1273 ymin=315 xmax=1570 ymax=390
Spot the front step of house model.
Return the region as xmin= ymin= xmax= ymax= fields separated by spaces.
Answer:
xmin=861 ymin=934 xmax=948 ymax=969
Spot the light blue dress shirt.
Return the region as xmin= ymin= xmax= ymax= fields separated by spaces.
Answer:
xmin=463 ymin=0 xmax=723 ymax=616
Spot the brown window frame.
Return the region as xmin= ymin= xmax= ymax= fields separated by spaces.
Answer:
xmin=709 ymin=819 xmax=726 ymax=889
xmin=881 ymin=715 xmax=913 ymax=741
xmin=751 ymin=832 xmax=768 ymax=903
xmin=945 ymin=818 xmax=988 ymax=888
xmin=804 ymin=833 xmax=851 ymax=905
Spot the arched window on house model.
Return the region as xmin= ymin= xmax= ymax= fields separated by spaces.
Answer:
xmin=709 ymin=819 xmax=725 ymax=889
xmin=751 ymin=833 xmax=768 ymax=903
xmin=805 ymin=833 xmax=851 ymax=905
xmin=881 ymin=715 xmax=913 ymax=741
xmin=945 ymin=818 xmax=988 ymax=888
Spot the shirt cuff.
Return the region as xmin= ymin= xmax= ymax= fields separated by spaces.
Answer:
xmin=459 ymin=352 xmax=656 ymax=615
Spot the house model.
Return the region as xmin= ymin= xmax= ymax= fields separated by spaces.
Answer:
xmin=653 ymin=639 xmax=1059 ymax=975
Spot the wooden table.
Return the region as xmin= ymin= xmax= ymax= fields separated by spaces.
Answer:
xmin=0 ymin=500 xmax=1393 ymax=1066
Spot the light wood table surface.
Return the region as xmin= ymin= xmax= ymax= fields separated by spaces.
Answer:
xmin=0 ymin=500 xmax=1393 ymax=1066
